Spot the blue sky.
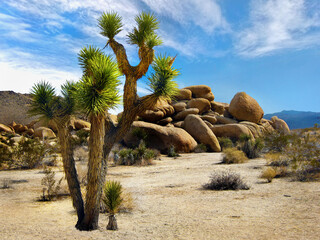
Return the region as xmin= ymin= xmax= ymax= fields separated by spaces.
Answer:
xmin=0 ymin=0 xmax=320 ymax=114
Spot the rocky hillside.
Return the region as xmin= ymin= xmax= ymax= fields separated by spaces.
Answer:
xmin=0 ymin=91 xmax=37 ymax=125
xmin=264 ymin=110 xmax=320 ymax=129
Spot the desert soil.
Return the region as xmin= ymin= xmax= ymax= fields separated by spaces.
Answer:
xmin=1 ymin=153 xmax=319 ymax=240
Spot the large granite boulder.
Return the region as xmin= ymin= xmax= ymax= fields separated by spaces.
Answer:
xmin=270 ymin=116 xmax=290 ymax=134
xmin=139 ymin=99 xmax=174 ymax=122
xmin=73 ymin=119 xmax=91 ymax=130
xmin=211 ymin=101 xmax=229 ymax=115
xmin=184 ymin=85 xmax=214 ymax=101
xmin=209 ymin=124 xmax=253 ymax=140
xmin=229 ymin=92 xmax=264 ymax=124
xmin=172 ymin=102 xmax=187 ymax=113
xmin=175 ymin=89 xmax=192 ymax=100
xmin=183 ymin=114 xmax=221 ymax=152
xmin=187 ymin=98 xmax=211 ymax=114
xmin=139 ymin=110 xmax=165 ymax=122
xmin=0 ymin=123 xmax=14 ymax=134
xmin=123 ymin=121 xmax=197 ymax=153
xmin=200 ymin=115 xmax=217 ymax=125
xmin=174 ymin=108 xmax=199 ymax=121
xmin=34 ymin=127 xmax=56 ymax=139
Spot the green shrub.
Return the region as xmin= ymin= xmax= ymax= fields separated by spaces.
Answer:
xmin=131 ymin=128 xmax=148 ymax=143
xmin=194 ymin=144 xmax=207 ymax=153
xmin=263 ymin=131 xmax=293 ymax=152
xmin=222 ymin=148 xmax=248 ymax=164
xmin=115 ymin=141 xmax=157 ymax=166
xmin=218 ymin=137 xmax=233 ymax=150
xmin=167 ymin=145 xmax=180 ymax=158
xmin=203 ymin=171 xmax=249 ymax=190
xmin=72 ymin=129 xmax=90 ymax=146
xmin=238 ymin=134 xmax=264 ymax=159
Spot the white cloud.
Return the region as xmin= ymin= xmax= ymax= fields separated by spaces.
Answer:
xmin=236 ymin=0 xmax=320 ymax=57
xmin=0 ymin=49 xmax=81 ymax=93
xmin=141 ymin=0 xmax=229 ymax=34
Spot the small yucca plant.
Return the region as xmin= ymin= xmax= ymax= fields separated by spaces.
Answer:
xmin=102 ymin=180 xmax=123 ymax=230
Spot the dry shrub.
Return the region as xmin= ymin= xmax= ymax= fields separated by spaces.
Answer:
xmin=222 ymin=148 xmax=248 ymax=164
xmin=40 ymin=167 xmax=62 ymax=201
xmin=261 ymin=167 xmax=277 ymax=183
xmin=194 ymin=144 xmax=207 ymax=153
xmin=218 ymin=137 xmax=233 ymax=150
xmin=203 ymin=171 xmax=249 ymax=190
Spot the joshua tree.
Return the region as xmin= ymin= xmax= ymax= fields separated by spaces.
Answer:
xmin=29 ymin=81 xmax=85 ymax=226
xmin=77 ymin=11 xmax=179 ymax=230
xmin=102 ymin=180 xmax=123 ymax=230
xmin=30 ymin=11 xmax=179 ymax=231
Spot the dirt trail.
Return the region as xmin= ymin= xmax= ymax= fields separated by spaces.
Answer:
xmin=1 ymin=153 xmax=319 ymax=240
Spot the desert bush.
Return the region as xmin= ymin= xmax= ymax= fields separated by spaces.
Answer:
xmin=0 ymin=178 xmax=11 ymax=189
xmin=102 ymin=180 xmax=123 ymax=230
xmin=238 ymin=134 xmax=264 ymax=159
xmin=115 ymin=141 xmax=157 ymax=166
xmin=194 ymin=143 xmax=207 ymax=153
xmin=263 ymin=131 xmax=293 ymax=153
xmin=167 ymin=145 xmax=180 ymax=158
xmin=218 ymin=137 xmax=233 ymax=150
xmin=73 ymin=129 xmax=90 ymax=146
xmin=260 ymin=167 xmax=277 ymax=183
xmin=40 ymin=167 xmax=63 ymax=201
xmin=131 ymin=128 xmax=148 ymax=147
xmin=76 ymin=164 xmax=87 ymax=186
xmin=222 ymin=148 xmax=248 ymax=164
xmin=203 ymin=171 xmax=249 ymax=190
xmin=9 ymin=137 xmax=47 ymax=169
xmin=265 ymin=152 xmax=290 ymax=167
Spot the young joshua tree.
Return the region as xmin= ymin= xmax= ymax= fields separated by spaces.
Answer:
xmin=102 ymin=180 xmax=123 ymax=230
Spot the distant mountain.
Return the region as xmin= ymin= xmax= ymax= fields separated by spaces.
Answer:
xmin=264 ymin=110 xmax=320 ymax=129
xmin=0 ymin=91 xmax=37 ymax=125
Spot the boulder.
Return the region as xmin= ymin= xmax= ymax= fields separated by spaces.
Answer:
xmin=173 ymin=121 xmax=184 ymax=128
xmin=110 ymin=114 xmax=118 ymax=124
xmin=200 ymin=115 xmax=217 ymax=125
xmin=184 ymin=85 xmax=213 ymax=99
xmin=0 ymin=123 xmax=14 ymax=134
xmin=211 ymin=101 xmax=229 ymax=115
xmin=239 ymin=121 xmax=266 ymax=138
xmin=26 ymin=120 xmax=39 ymax=129
xmin=172 ymin=102 xmax=187 ymax=113
xmin=270 ymin=116 xmax=290 ymax=134
xmin=183 ymin=114 xmax=221 ymax=152
xmin=13 ymin=124 xmax=28 ymax=134
xmin=209 ymin=124 xmax=253 ymax=140
xmin=25 ymin=128 xmax=34 ymax=136
xmin=74 ymin=119 xmax=91 ymax=130
xmin=229 ymin=92 xmax=264 ymax=124
xmin=174 ymin=108 xmax=199 ymax=121
xmin=187 ymin=98 xmax=211 ymax=114
xmin=34 ymin=127 xmax=56 ymax=139
xmin=175 ymin=89 xmax=192 ymax=100
xmin=157 ymin=117 xmax=173 ymax=126
xmin=139 ymin=110 xmax=165 ymax=123
xmin=215 ymin=115 xmax=238 ymax=124
xmin=48 ymin=120 xmax=58 ymax=133
xmin=123 ymin=121 xmax=197 ymax=153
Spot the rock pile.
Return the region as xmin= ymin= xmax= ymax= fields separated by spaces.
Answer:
xmin=123 ymin=85 xmax=290 ymax=153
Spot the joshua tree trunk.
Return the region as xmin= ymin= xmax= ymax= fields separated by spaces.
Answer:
xmin=107 ymin=214 xmax=118 ymax=230
xmin=56 ymin=120 xmax=84 ymax=227
xmin=79 ymin=115 xmax=105 ymax=230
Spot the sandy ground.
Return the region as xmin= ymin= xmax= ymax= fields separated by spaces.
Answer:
xmin=1 ymin=153 xmax=320 ymax=240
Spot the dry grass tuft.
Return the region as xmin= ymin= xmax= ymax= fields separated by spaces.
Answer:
xmin=222 ymin=148 xmax=248 ymax=164
xmin=261 ymin=167 xmax=277 ymax=183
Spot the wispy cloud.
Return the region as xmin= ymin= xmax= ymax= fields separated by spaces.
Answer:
xmin=235 ymin=0 xmax=320 ymax=57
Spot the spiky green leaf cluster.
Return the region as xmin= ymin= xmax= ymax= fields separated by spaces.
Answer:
xmin=102 ymin=180 xmax=123 ymax=214
xmin=128 ymin=12 xmax=162 ymax=48
xmin=29 ymin=81 xmax=56 ymax=121
xmin=29 ymin=81 xmax=76 ymax=122
xmin=148 ymin=55 xmax=179 ymax=99
xmin=98 ymin=12 xmax=123 ymax=40
xmin=76 ymin=46 xmax=121 ymax=116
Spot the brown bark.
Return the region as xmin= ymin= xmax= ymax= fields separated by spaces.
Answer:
xmin=56 ymin=119 xmax=84 ymax=228
xmin=106 ymin=215 xmax=118 ymax=230
xmin=79 ymin=114 xmax=105 ymax=230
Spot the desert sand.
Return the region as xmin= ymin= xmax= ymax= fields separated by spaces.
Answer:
xmin=1 ymin=153 xmax=319 ymax=240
